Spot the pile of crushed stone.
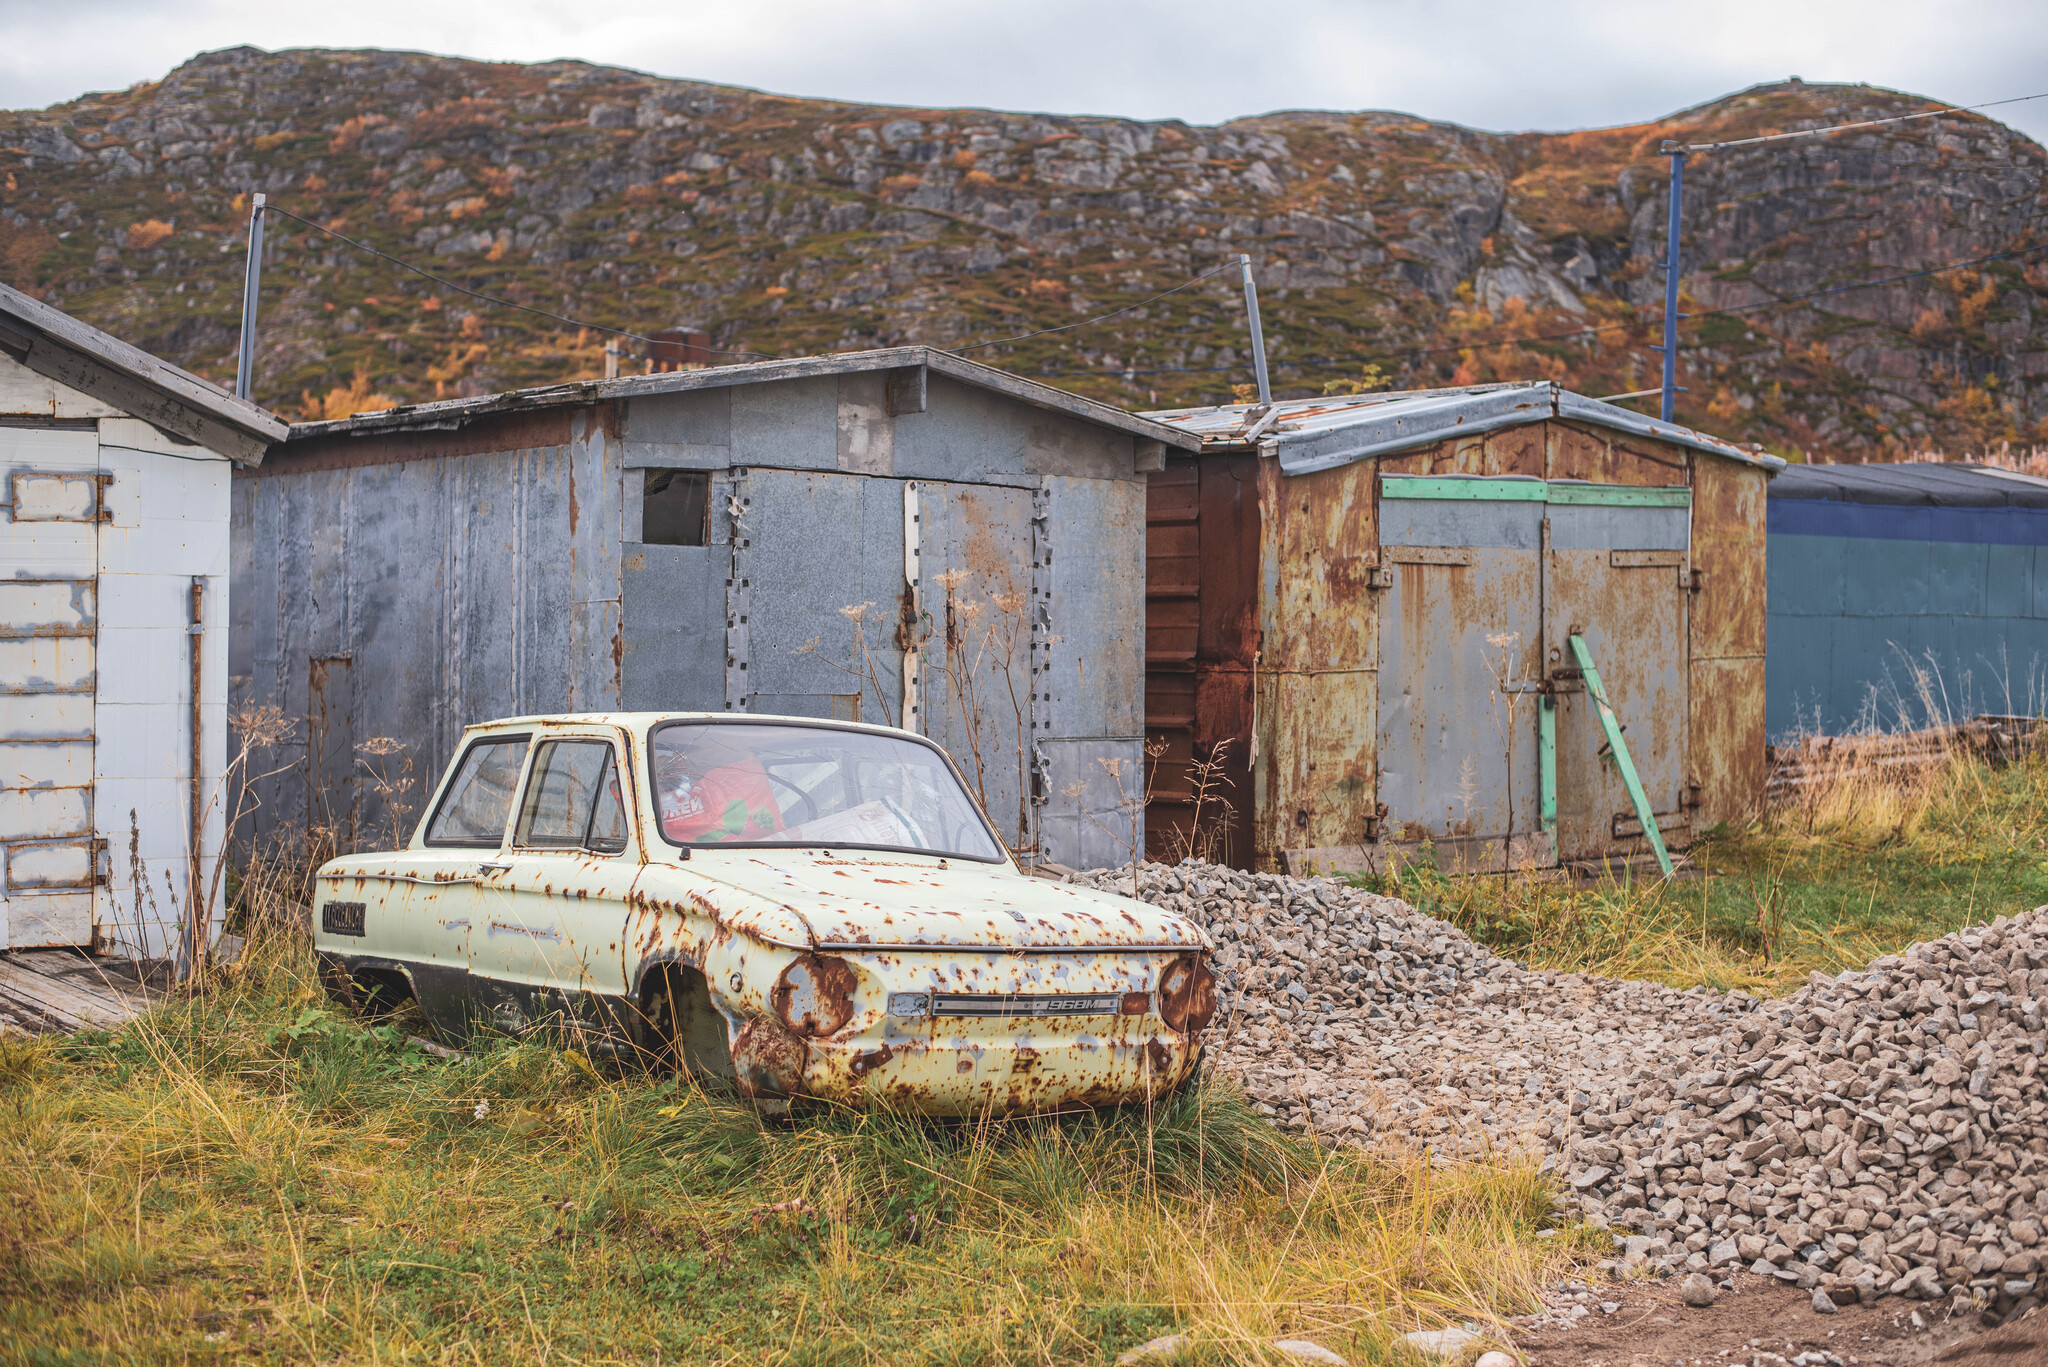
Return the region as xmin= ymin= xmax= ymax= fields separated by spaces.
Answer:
xmin=1066 ymin=860 xmax=2048 ymax=1322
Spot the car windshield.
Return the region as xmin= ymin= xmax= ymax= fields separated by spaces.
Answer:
xmin=648 ymin=722 xmax=1005 ymax=861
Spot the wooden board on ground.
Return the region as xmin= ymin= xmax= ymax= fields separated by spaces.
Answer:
xmin=0 ymin=949 xmax=156 ymax=1034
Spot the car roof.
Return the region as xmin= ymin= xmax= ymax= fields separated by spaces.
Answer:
xmin=458 ymin=712 xmax=917 ymax=740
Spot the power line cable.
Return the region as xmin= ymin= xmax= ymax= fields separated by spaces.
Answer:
xmin=258 ymin=204 xmax=780 ymax=360
xmin=1028 ymin=238 xmax=2048 ymax=381
xmin=1668 ymin=90 xmax=2048 ymax=154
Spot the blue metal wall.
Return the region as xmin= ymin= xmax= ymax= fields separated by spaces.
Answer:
xmin=1766 ymin=498 xmax=2048 ymax=737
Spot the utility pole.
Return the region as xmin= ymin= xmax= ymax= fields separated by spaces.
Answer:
xmin=235 ymin=193 xmax=267 ymax=401
xmin=1657 ymin=147 xmax=1686 ymax=423
xmin=1239 ymin=253 xmax=1271 ymax=405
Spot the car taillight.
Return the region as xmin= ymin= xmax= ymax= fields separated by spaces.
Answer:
xmin=770 ymin=954 xmax=857 ymax=1038
xmin=1157 ymin=955 xmax=1216 ymax=1034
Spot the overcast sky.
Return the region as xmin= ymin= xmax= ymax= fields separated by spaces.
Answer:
xmin=1 ymin=0 xmax=2043 ymax=144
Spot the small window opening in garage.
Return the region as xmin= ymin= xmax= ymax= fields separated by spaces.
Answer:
xmin=643 ymin=469 xmax=710 ymax=546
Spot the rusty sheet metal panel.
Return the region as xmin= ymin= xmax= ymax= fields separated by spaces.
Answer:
xmin=1547 ymin=421 xmax=1693 ymax=487
xmin=1376 ymin=521 xmax=1543 ymax=870
xmin=1691 ymin=655 xmax=1768 ymax=831
xmin=1253 ymin=457 xmax=1380 ymax=867
xmin=1689 ymin=455 xmax=1768 ymax=826
xmin=1033 ymin=475 xmax=1144 ymax=869
xmin=1544 ymin=498 xmax=1693 ymax=863
xmin=724 ymin=467 xmax=909 ymax=725
xmin=1143 ymin=460 xmax=1198 ymax=862
xmin=235 ymin=422 xmax=605 ymax=848
xmin=1145 ymin=457 xmax=1261 ymax=867
xmin=1691 ymin=456 xmax=1768 ymax=659
xmin=0 ymin=423 xmax=99 ymax=950
xmin=914 ymin=477 xmax=1037 ymax=852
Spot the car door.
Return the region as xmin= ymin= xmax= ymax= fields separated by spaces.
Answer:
xmin=391 ymin=729 xmax=533 ymax=1034
xmin=472 ymin=725 xmax=643 ymax=1041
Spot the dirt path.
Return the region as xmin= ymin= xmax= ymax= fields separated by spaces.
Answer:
xmin=1513 ymin=1273 xmax=2048 ymax=1366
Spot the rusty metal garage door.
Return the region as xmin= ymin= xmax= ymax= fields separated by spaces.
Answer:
xmin=1376 ymin=477 xmax=1545 ymax=872
xmin=1 ymin=425 xmax=103 ymax=948
xmin=1375 ymin=475 xmax=1692 ymax=872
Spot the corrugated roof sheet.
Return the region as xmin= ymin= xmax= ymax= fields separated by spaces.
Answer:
xmin=1141 ymin=380 xmax=1786 ymax=475
xmin=288 ymin=345 xmax=1202 ymax=451
xmin=1769 ymin=460 xmax=2048 ymax=509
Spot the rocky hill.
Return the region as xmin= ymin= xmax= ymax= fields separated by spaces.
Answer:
xmin=2 ymin=46 xmax=2044 ymax=459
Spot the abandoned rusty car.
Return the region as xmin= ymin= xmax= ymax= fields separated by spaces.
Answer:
xmin=313 ymin=712 xmax=1216 ymax=1112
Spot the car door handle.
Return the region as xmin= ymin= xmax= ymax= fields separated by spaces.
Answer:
xmin=478 ymin=861 xmax=510 ymax=874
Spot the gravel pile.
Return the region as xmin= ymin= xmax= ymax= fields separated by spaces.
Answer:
xmin=1068 ymin=860 xmax=2048 ymax=1319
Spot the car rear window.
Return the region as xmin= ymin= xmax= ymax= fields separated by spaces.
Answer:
xmin=649 ymin=721 xmax=1003 ymax=861
xmin=423 ymin=735 xmax=530 ymax=846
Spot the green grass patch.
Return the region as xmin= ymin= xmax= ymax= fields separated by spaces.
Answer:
xmin=1365 ymin=749 xmax=2048 ymax=996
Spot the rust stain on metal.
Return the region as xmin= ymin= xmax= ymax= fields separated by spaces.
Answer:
xmin=1144 ymin=454 xmax=1261 ymax=867
xmin=770 ymin=953 xmax=857 ymax=1037
xmin=1157 ymin=954 xmax=1216 ymax=1034
xmin=732 ymin=1015 xmax=810 ymax=1098
xmin=848 ymin=1043 xmax=893 ymax=1079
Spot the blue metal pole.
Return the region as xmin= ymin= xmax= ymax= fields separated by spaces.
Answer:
xmin=1660 ymin=152 xmax=1685 ymax=423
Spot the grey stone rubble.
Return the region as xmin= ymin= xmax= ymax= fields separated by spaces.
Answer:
xmin=1070 ymin=859 xmax=2048 ymax=1322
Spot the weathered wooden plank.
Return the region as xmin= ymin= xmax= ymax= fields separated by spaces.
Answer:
xmin=0 ymin=955 xmax=143 ymax=1031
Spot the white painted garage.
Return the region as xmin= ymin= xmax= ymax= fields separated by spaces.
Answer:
xmin=0 ymin=284 xmax=283 ymax=963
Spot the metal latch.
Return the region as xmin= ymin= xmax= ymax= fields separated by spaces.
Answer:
xmin=1365 ymin=566 xmax=1396 ymax=590
xmin=1685 ymin=567 xmax=1706 ymax=593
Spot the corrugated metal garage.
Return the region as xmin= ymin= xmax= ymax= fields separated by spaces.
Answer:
xmin=1140 ymin=381 xmax=1783 ymax=875
xmin=234 ymin=347 xmax=1198 ymax=870
xmin=1767 ymin=461 xmax=2048 ymax=737
xmin=0 ymin=283 xmax=285 ymax=959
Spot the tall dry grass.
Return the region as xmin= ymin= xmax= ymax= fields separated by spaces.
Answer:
xmin=1381 ymin=726 xmax=2048 ymax=998
xmin=0 ymin=914 xmax=1586 ymax=1365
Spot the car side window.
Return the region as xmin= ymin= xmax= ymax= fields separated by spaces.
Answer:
xmin=514 ymin=740 xmax=629 ymax=853
xmin=423 ymin=735 xmax=531 ymax=846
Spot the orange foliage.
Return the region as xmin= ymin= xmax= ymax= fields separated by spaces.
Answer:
xmin=960 ymin=170 xmax=997 ymax=190
xmin=623 ymin=185 xmax=658 ymax=206
xmin=1956 ymin=275 xmax=1999 ymax=331
xmin=1029 ymin=279 xmax=1068 ymax=299
xmin=952 ymin=149 xmax=977 ymax=170
xmin=300 ymin=173 xmax=329 ymax=195
xmin=300 ymin=369 xmax=399 ymax=421
xmin=327 ymin=114 xmax=389 ymax=154
xmin=426 ymin=342 xmax=490 ymax=397
xmin=411 ymin=98 xmax=504 ymax=144
xmin=420 ymin=295 xmax=443 ymax=313
xmin=124 ymin=219 xmax=175 ymax=251
xmin=879 ymin=174 xmax=922 ymax=195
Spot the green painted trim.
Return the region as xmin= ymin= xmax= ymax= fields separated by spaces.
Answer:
xmin=1380 ymin=477 xmax=1548 ymax=502
xmin=1538 ymin=695 xmax=1557 ymax=834
xmin=1567 ymin=633 xmax=1675 ymax=880
xmin=1380 ymin=476 xmax=1691 ymax=508
xmin=1545 ymin=484 xmax=1692 ymax=508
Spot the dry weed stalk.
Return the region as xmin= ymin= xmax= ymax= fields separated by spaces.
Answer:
xmin=170 ymin=702 xmax=300 ymax=980
xmin=354 ymin=736 xmax=419 ymax=852
xmin=1062 ymin=740 xmax=1164 ymax=889
xmin=1159 ymin=738 xmax=1238 ymax=866
xmin=793 ymin=602 xmax=898 ymax=727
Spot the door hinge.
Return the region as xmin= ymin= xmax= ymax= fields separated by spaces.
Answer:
xmin=1366 ymin=566 xmax=1396 ymax=590
xmin=91 ymin=836 xmax=110 ymax=886
xmin=1684 ymin=567 xmax=1706 ymax=593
